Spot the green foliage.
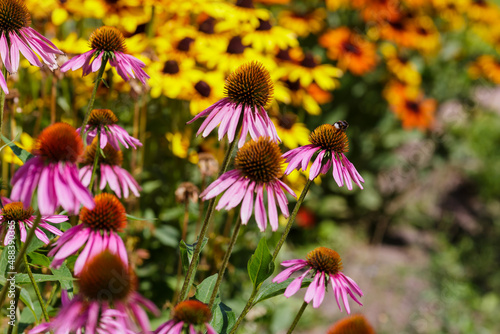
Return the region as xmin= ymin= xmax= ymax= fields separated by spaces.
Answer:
xmin=247 ymin=238 xmax=275 ymax=290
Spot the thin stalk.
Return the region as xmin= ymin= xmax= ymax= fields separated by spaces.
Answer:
xmin=177 ymin=136 xmax=239 ymax=303
xmin=272 ymin=179 xmax=312 ymax=262
xmin=23 ymin=252 xmax=50 ymax=322
xmin=287 ymin=301 xmax=308 ymax=334
xmin=230 ymin=179 xmax=313 ymax=333
xmin=196 ymin=175 xmax=206 ymax=235
xmin=182 ymin=197 xmax=189 ymax=241
xmin=0 ymin=67 xmax=8 ymax=145
xmin=79 ymin=58 xmax=108 ymax=138
xmin=208 ymin=214 xmax=242 ymax=309
xmin=88 ymin=130 xmax=101 ymax=191
xmin=0 ymin=215 xmax=42 ymax=307
xmin=51 ymin=74 xmax=57 ymax=123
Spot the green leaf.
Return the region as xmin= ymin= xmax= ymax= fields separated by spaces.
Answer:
xmin=14 ymin=273 xmax=76 ymax=284
xmin=155 ymin=225 xmax=179 ymax=247
xmin=179 ymin=237 xmax=208 ymax=273
xmin=1 ymin=135 xmax=34 ymax=163
xmin=194 ymin=274 xmax=218 ymax=304
xmin=253 ymin=277 xmax=314 ymax=305
xmin=247 ymin=238 xmax=275 ymax=289
xmin=18 ymin=300 xmax=43 ymax=333
xmin=0 ymin=247 xmax=8 ymax=276
xmin=210 ymin=301 xmax=236 ymax=334
xmin=26 ymin=237 xmax=47 ymax=254
xmin=28 ymin=252 xmax=51 ymax=267
xmin=51 ymin=262 xmax=75 ymax=292
xmin=19 ymin=287 xmax=37 ymax=322
xmin=126 ymin=213 xmax=157 ymax=221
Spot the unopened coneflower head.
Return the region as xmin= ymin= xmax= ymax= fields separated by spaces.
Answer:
xmin=155 ymin=300 xmax=216 ymax=334
xmin=10 ymin=123 xmax=94 ymax=215
xmin=272 ymin=247 xmax=363 ymax=312
xmin=282 ymin=121 xmax=364 ymax=190
xmin=197 ymin=152 xmax=219 ymax=177
xmin=0 ymin=0 xmax=63 ymax=93
xmin=31 ymin=251 xmax=159 ymax=334
xmin=61 ymin=26 xmax=149 ymax=84
xmin=327 ymin=314 xmax=376 ymax=334
xmin=78 ymin=108 xmax=142 ymax=150
xmin=80 ymin=142 xmax=141 ymax=198
xmin=0 ymin=198 xmax=67 ymax=245
xmin=201 ymin=137 xmax=295 ymax=232
xmin=188 ymin=61 xmax=280 ymax=148
xmin=175 ymin=182 xmax=200 ymax=203
xmin=49 ymin=193 xmax=128 ymax=275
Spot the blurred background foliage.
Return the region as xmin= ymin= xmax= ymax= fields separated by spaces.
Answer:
xmin=2 ymin=0 xmax=500 ymax=333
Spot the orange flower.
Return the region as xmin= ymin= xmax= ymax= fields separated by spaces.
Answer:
xmin=468 ymin=55 xmax=500 ymax=84
xmin=320 ymin=27 xmax=378 ymax=75
xmin=352 ymin=0 xmax=401 ymax=22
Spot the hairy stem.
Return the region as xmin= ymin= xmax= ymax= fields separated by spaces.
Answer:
xmin=24 ymin=252 xmax=50 ymax=322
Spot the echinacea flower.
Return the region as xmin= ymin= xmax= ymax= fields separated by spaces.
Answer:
xmin=201 ymin=138 xmax=296 ymax=231
xmin=0 ymin=200 xmax=67 ymax=245
xmin=272 ymin=247 xmax=363 ymax=312
xmin=155 ymin=300 xmax=216 ymax=334
xmin=282 ymin=123 xmax=364 ymax=190
xmin=0 ymin=0 xmax=63 ymax=92
xmin=188 ymin=61 xmax=280 ymax=148
xmin=31 ymin=251 xmax=159 ymax=334
xmin=60 ymin=26 xmax=149 ymax=84
xmin=327 ymin=314 xmax=375 ymax=334
xmin=49 ymin=193 xmax=128 ymax=275
xmin=10 ymin=122 xmax=95 ymax=215
xmin=78 ymin=109 xmax=142 ymax=150
xmin=80 ymin=142 xmax=141 ymax=198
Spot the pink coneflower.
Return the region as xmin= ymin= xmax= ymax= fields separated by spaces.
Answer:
xmin=282 ymin=122 xmax=364 ymax=190
xmin=10 ymin=122 xmax=94 ymax=215
xmin=77 ymin=109 xmax=142 ymax=150
xmin=188 ymin=61 xmax=279 ymax=148
xmin=0 ymin=200 xmax=67 ymax=245
xmin=49 ymin=193 xmax=128 ymax=275
xmin=155 ymin=300 xmax=216 ymax=334
xmin=272 ymin=247 xmax=363 ymax=312
xmin=79 ymin=142 xmax=141 ymax=198
xmin=60 ymin=26 xmax=149 ymax=84
xmin=31 ymin=251 xmax=160 ymax=334
xmin=0 ymin=0 xmax=63 ymax=92
xmin=201 ymin=137 xmax=296 ymax=232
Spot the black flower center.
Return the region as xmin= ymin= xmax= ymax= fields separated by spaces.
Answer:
xmin=226 ymin=36 xmax=246 ymax=54
xmin=163 ymin=60 xmax=180 ymax=74
xmin=301 ymin=54 xmax=317 ymax=68
xmin=277 ymin=113 xmax=297 ymax=130
xmin=177 ymin=37 xmax=194 ymax=52
xmin=195 ymin=80 xmax=211 ymax=98
xmin=256 ymin=19 xmax=272 ymax=31
xmin=199 ymin=17 xmax=215 ymax=34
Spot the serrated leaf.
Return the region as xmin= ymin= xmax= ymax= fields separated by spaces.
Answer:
xmin=194 ymin=274 xmax=218 ymax=304
xmin=51 ymin=262 xmax=75 ymax=292
xmin=247 ymin=238 xmax=275 ymax=289
xmin=28 ymin=252 xmax=51 ymax=267
xmin=210 ymin=301 xmax=236 ymax=334
xmin=14 ymin=273 xmax=76 ymax=284
xmin=253 ymin=277 xmax=314 ymax=305
xmin=1 ymin=134 xmax=34 ymax=163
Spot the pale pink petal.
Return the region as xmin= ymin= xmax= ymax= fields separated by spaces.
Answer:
xmin=240 ymin=182 xmax=256 ymax=225
xmin=284 ymin=269 xmax=311 ymax=298
xmin=267 ymin=185 xmax=279 ymax=231
xmin=312 ymin=272 xmax=326 ymax=308
xmin=304 ymin=272 xmax=321 ymax=303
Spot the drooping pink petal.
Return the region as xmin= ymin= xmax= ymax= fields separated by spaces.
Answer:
xmin=240 ymin=182 xmax=256 ymax=225
xmin=309 ymin=150 xmax=325 ymax=180
xmin=312 ymin=272 xmax=326 ymax=308
xmin=284 ymin=269 xmax=311 ymax=298
xmin=254 ymin=185 xmax=267 ymax=232
xmin=304 ymin=271 xmax=321 ymax=303
xmin=267 ymin=185 xmax=279 ymax=231
xmin=272 ymin=263 xmax=307 ymax=283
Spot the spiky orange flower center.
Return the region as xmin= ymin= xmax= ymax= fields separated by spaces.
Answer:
xmin=80 ymin=193 xmax=126 ymax=231
xmin=79 ymin=251 xmax=135 ymax=302
xmin=327 ymin=314 xmax=376 ymax=334
xmin=0 ymin=0 xmax=30 ymax=33
xmin=89 ymin=26 xmax=126 ymax=53
xmin=173 ymin=300 xmax=212 ymax=325
xmin=82 ymin=142 xmax=123 ymax=167
xmin=309 ymin=124 xmax=349 ymax=153
xmin=88 ymin=109 xmax=118 ymax=127
xmin=306 ymin=247 xmax=343 ymax=274
xmin=225 ymin=61 xmax=274 ymax=108
xmin=2 ymin=202 xmax=34 ymax=222
xmin=235 ymin=138 xmax=283 ymax=183
xmin=33 ymin=123 xmax=83 ymax=163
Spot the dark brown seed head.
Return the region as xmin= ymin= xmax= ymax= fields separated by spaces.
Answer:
xmin=163 ymin=60 xmax=180 ymax=74
xmin=80 ymin=193 xmax=127 ymax=231
xmin=78 ymin=251 xmax=135 ymax=302
xmin=88 ymin=109 xmax=118 ymax=127
xmin=0 ymin=0 xmax=31 ymax=33
xmin=306 ymin=247 xmax=343 ymax=275
xmin=2 ymin=202 xmax=34 ymax=222
xmin=195 ymin=80 xmax=211 ymax=98
xmin=235 ymin=138 xmax=283 ymax=183
xmin=309 ymin=124 xmax=349 ymax=153
xmin=225 ymin=61 xmax=274 ymax=108
xmin=89 ymin=26 xmax=126 ymax=53
xmin=82 ymin=142 xmax=123 ymax=167
xmin=173 ymin=300 xmax=212 ymax=325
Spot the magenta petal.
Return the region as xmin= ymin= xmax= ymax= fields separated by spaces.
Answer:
xmin=309 ymin=150 xmax=325 ymax=180
xmin=284 ymin=269 xmax=310 ymax=298
xmin=73 ymin=231 xmax=95 ymax=275
xmin=272 ymin=263 xmax=307 ymax=283
xmin=304 ymin=272 xmax=321 ymax=303
xmin=281 ymin=259 xmax=308 ymax=267
xmin=312 ymin=272 xmax=326 ymax=308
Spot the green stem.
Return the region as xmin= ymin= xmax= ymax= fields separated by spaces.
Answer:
xmin=79 ymin=58 xmax=108 ymax=138
xmin=287 ymin=301 xmax=308 ymax=334
xmin=230 ymin=179 xmax=313 ymax=333
xmin=88 ymin=129 xmax=101 ymax=191
xmin=0 ymin=67 xmax=7 ymax=145
xmin=0 ymin=215 xmax=42 ymax=307
xmin=177 ymin=136 xmax=239 ymax=303
xmin=208 ymin=214 xmax=242 ymax=309
xmin=272 ymin=179 xmax=312 ymax=262
xmin=23 ymin=252 xmax=50 ymax=322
